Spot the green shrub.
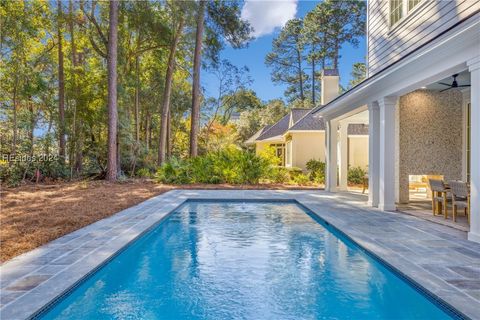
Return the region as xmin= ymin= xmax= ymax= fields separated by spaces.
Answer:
xmin=235 ymin=150 xmax=270 ymax=184
xmin=287 ymin=167 xmax=303 ymax=179
xmin=0 ymin=160 xmax=23 ymax=187
xmin=189 ymin=155 xmax=216 ymax=183
xmin=155 ymin=148 xmax=271 ymax=185
xmin=270 ymin=167 xmax=290 ymax=183
xmin=293 ymin=173 xmax=310 ymax=185
xmin=348 ymin=166 xmax=367 ymax=185
xmin=38 ymin=159 xmax=69 ymax=180
xmin=306 ymin=159 xmax=325 ymax=184
xmin=257 ymin=146 xmax=282 ymax=167
xmin=136 ymin=167 xmax=152 ymax=178
xmin=0 ymin=157 xmax=69 ymax=187
xmin=155 ymin=158 xmax=191 ymax=184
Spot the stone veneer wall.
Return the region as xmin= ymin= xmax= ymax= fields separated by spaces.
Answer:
xmin=398 ymin=90 xmax=463 ymax=203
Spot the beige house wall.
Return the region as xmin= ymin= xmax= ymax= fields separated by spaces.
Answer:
xmin=348 ymin=136 xmax=369 ymax=169
xmin=398 ymin=89 xmax=463 ymax=203
xmin=290 ymin=132 xmax=325 ymax=170
xmin=255 ymin=132 xmax=370 ymax=172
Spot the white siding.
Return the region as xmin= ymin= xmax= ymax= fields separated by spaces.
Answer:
xmin=367 ymin=0 xmax=480 ymax=76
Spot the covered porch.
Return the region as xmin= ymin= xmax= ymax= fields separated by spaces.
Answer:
xmin=315 ymin=16 xmax=480 ymax=242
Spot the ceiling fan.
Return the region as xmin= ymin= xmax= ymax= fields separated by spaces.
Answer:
xmin=438 ymin=74 xmax=471 ymax=92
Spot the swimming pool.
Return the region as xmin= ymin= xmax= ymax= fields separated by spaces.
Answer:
xmin=40 ymin=200 xmax=457 ymax=319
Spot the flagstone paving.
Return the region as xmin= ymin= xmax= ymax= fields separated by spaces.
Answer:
xmin=1 ymin=190 xmax=479 ymax=319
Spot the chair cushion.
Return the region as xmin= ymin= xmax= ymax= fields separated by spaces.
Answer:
xmin=454 ymin=201 xmax=468 ymax=209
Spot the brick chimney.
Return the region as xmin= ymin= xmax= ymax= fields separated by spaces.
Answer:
xmin=321 ymin=69 xmax=339 ymax=105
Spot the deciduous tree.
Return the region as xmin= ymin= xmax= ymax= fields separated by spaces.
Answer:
xmin=189 ymin=0 xmax=251 ymax=157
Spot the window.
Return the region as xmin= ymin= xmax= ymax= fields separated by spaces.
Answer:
xmin=390 ymin=0 xmax=403 ymax=26
xmin=390 ymin=0 xmax=423 ymax=27
xmin=408 ymin=0 xmax=421 ymax=12
xmin=270 ymin=143 xmax=286 ymax=166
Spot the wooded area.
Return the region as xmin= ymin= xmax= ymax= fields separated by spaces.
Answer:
xmin=0 ymin=0 xmax=366 ymax=186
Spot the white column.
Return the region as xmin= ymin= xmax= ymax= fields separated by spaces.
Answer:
xmin=325 ymin=119 xmax=338 ymax=192
xmin=338 ymin=121 xmax=349 ymax=191
xmin=468 ymin=57 xmax=480 ymax=243
xmin=368 ymin=101 xmax=380 ymax=207
xmin=378 ymin=97 xmax=398 ymax=211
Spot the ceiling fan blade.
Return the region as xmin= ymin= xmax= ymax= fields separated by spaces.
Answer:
xmin=438 ymin=82 xmax=452 ymax=87
xmin=458 ymin=84 xmax=471 ymax=87
xmin=440 ymin=87 xmax=451 ymax=92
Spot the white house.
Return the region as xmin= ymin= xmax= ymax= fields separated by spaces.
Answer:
xmin=314 ymin=0 xmax=480 ymax=242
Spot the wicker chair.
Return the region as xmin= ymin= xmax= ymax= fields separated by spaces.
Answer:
xmin=362 ymin=174 xmax=368 ymax=194
xmin=449 ymin=180 xmax=470 ymax=224
xmin=428 ymin=179 xmax=449 ymax=218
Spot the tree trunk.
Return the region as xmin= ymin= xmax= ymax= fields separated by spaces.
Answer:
xmin=145 ymin=111 xmax=150 ymax=151
xmin=159 ymin=17 xmax=184 ymax=164
xmin=45 ymin=112 xmax=53 ymax=155
xmin=148 ymin=121 xmax=152 ymax=151
xmin=75 ymin=123 xmax=83 ymax=174
xmin=57 ymin=0 xmax=66 ymax=161
xmin=189 ymin=0 xmax=206 ymax=158
xmin=28 ymin=100 xmax=35 ymax=156
xmin=166 ymin=109 xmax=172 ymax=159
xmin=134 ymin=55 xmax=140 ymax=144
xmin=12 ymin=82 xmax=17 ymax=156
xmin=106 ymin=0 xmax=119 ymax=181
xmin=70 ymin=0 xmax=83 ymax=175
xmin=296 ymin=48 xmax=305 ymax=105
xmin=69 ymin=0 xmax=77 ymax=66
xmin=333 ymin=40 xmax=339 ymax=70
xmin=311 ymin=58 xmax=316 ymax=106
xmin=116 ymin=132 xmax=121 ymax=175
xmin=321 ymin=34 xmax=327 ymax=70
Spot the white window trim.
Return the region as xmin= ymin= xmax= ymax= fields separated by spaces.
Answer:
xmin=389 ymin=0 xmax=427 ymax=31
xmin=286 ymin=140 xmax=293 ymax=167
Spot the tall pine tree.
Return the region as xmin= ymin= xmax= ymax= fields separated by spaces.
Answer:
xmin=265 ymin=19 xmax=310 ymax=105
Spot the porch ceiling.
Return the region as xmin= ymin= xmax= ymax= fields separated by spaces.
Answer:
xmin=425 ymin=70 xmax=471 ymax=91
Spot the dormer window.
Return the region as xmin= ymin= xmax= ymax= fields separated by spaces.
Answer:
xmin=390 ymin=0 xmax=423 ymax=27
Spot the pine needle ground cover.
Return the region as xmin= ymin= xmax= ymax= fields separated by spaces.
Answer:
xmin=0 ymin=180 xmax=318 ymax=262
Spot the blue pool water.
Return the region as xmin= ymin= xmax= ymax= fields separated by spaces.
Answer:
xmin=41 ymin=200 xmax=455 ymax=319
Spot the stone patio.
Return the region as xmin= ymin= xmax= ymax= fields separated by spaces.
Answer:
xmin=1 ymin=190 xmax=479 ymax=319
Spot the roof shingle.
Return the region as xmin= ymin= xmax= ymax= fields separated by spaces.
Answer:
xmin=288 ymin=109 xmax=326 ymax=131
xmin=257 ymin=113 xmax=291 ymax=140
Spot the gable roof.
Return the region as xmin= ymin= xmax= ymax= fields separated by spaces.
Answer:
xmin=247 ymin=108 xmax=327 ymax=143
xmin=257 ymin=113 xmax=291 ymax=140
xmin=244 ymin=125 xmax=272 ymax=145
xmin=288 ymin=108 xmax=326 ymax=131
xmin=291 ymin=108 xmax=310 ymax=124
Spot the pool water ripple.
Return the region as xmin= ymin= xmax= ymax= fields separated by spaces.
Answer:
xmin=40 ymin=201 xmax=455 ymax=319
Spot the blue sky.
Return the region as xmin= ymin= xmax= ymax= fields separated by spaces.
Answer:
xmin=203 ymin=0 xmax=366 ymax=103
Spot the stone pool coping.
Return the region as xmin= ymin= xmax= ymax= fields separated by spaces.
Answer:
xmin=1 ymin=190 xmax=479 ymax=319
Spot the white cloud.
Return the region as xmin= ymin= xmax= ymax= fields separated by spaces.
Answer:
xmin=241 ymin=0 xmax=298 ymax=38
